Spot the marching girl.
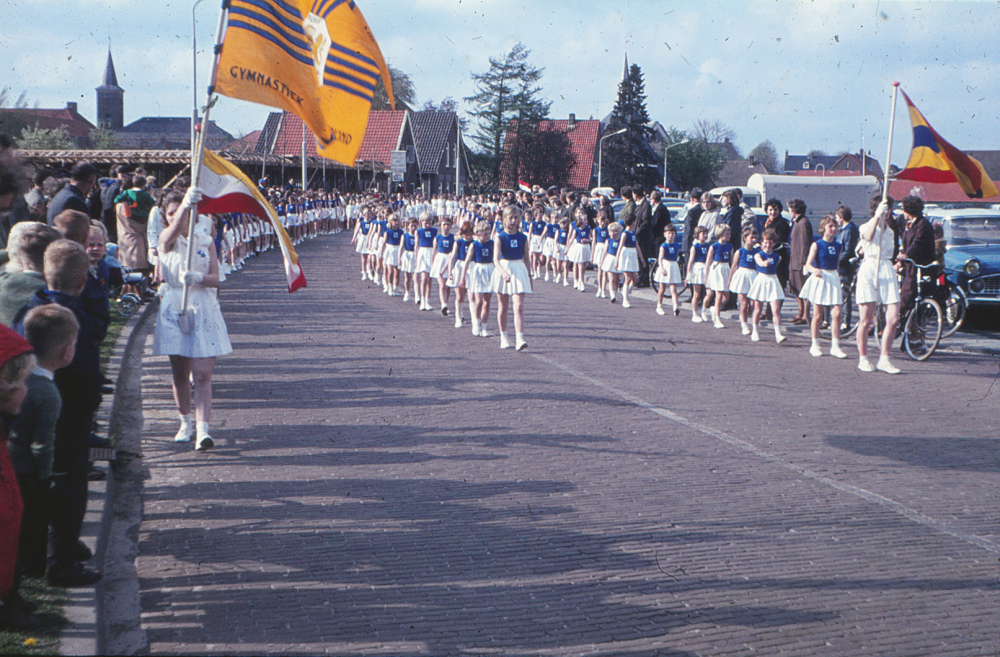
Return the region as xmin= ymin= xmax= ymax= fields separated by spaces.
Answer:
xmin=528 ymin=206 xmax=547 ymax=278
xmin=447 ymin=219 xmax=475 ymax=327
xmin=729 ymin=226 xmax=760 ymax=335
xmin=654 ymin=223 xmax=683 ymax=316
xmin=601 ymin=222 xmax=624 ymax=303
xmin=686 ymin=226 xmax=710 ymax=322
xmin=704 ymin=224 xmax=734 ymax=329
xmin=348 ymin=204 xmax=372 ymax=281
xmin=800 ymin=214 xmax=848 ymax=358
xmin=748 ymin=228 xmax=787 ymax=344
xmin=399 ymin=218 xmax=418 ymax=302
xmin=413 ymin=212 xmax=438 ymax=311
xmin=379 ymin=214 xmax=404 ymax=296
xmin=461 ymin=220 xmax=495 ymax=337
xmin=555 ymin=217 xmax=571 ymax=285
xmin=593 ymin=212 xmax=610 ymax=298
xmin=855 ymin=196 xmax=901 ymax=374
xmin=491 ymin=205 xmax=532 ymax=350
xmin=615 ymin=215 xmax=641 ymax=308
xmin=565 ymin=207 xmax=592 ymax=292
xmin=541 ymin=211 xmax=559 ymax=281
xmin=430 ymin=218 xmax=456 ymax=315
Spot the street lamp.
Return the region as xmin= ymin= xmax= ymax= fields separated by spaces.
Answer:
xmin=663 ymin=139 xmax=690 ymax=190
xmin=598 ymin=128 xmax=627 ymax=189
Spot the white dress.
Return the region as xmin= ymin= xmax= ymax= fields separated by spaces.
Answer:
xmin=153 ymin=216 xmax=233 ymax=358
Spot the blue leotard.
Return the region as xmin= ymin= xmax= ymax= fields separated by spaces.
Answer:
xmin=621 ymin=230 xmax=637 ymax=248
xmin=454 ymin=237 xmax=471 ymax=261
xmin=660 ymin=241 xmax=682 ymax=261
xmin=737 ymin=246 xmax=758 ymax=269
xmin=756 ymin=251 xmax=780 ymax=275
xmin=403 ymin=232 xmax=415 ymax=251
xmin=436 ymin=233 xmax=456 ymax=254
xmin=712 ymin=242 xmax=734 ymax=263
xmin=814 ymin=238 xmax=842 ymax=270
xmin=417 ymin=227 xmax=438 ymax=248
xmin=385 ymin=228 xmax=403 ymax=246
xmin=606 ymin=237 xmax=621 ymax=257
xmin=472 ymin=239 xmax=494 ymax=263
xmin=573 ymin=225 xmax=592 ymax=242
xmin=498 ymin=231 xmax=527 ymax=260
xmin=531 ymin=220 xmax=546 ymax=236
xmin=692 ymin=242 xmax=710 ymax=263
xmin=557 ymin=228 xmax=569 ymax=245
xmin=594 ymin=226 xmax=609 ymax=244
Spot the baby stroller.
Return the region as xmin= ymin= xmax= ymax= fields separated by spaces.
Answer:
xmin=105 ymin=244 xmax=154 ymax=317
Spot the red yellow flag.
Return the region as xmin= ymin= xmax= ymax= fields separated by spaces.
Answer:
xmin=214 ymin=0 xmax=393 ymax=166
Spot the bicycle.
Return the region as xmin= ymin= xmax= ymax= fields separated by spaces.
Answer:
xmin=869 ymin=259 xmax=943 ymax=361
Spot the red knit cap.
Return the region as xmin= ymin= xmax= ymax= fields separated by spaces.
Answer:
xmin=0 ymin=323 xmax=33 ymax=367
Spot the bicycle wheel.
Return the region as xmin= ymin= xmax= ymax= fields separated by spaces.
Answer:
xmin=941 ymin=284 xmax=966 ymax=338
xmin=903 ymin=298 xmax=942 ymax=361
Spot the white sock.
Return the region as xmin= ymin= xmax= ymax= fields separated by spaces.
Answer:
xmin=196 ymin=421 xmax=210 ymax=440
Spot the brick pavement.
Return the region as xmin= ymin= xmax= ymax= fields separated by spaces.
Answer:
xmin=131 ymin=234 xmax=1000 ymax=655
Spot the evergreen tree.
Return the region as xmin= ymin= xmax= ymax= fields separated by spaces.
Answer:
xmin=602 ymin=63 xmax=659 ymax=192
xmin=372 ymin=66 xmax=416 ymax=111
xmin=465 ymin=43 xmax=550 ymax=190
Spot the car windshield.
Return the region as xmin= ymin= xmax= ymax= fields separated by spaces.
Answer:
xmin=943 ymin=217 xmax=1000 ymax=246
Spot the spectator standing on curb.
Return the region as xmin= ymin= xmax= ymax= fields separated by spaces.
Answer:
xmin=835 ymin=206 xmax=859 ymax=330
xmin=787 ymin=198 xmax=813 ymax=325
xmin=46 ymin=162 xmax=96 ymax=227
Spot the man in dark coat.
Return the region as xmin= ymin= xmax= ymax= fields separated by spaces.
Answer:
xmin=650 ymin=190 xmax=672 ymax=250
xmin=681 ymin=187 xmax=704 ymax=253
xmin=896 ymin=195 xmax=936 ymax=315
xmin=46 ymin=162 xmax=96 ymax=227
xmin=632 ymin=188 xmax=653 ymax=286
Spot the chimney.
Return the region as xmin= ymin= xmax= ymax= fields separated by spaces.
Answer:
xmin=66 ymin=102 xmax=78 ymax=114
xmin=568 ymin=113 xmax=576 ymax=128
xmin=749 ymin=155 xmax=756 ymax=166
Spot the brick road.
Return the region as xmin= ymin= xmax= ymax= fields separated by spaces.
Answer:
xmin=133 ymin=233 xmax=1000 ymax=655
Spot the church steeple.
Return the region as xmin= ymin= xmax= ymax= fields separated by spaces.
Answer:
xmin=96 ymin=48 xmax=124 ymax=130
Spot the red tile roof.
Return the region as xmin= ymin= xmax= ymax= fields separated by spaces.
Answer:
xmin=263 ymin=111 xmax=407 ymax=167
xmin=0 ymin=107 xmax=95 ymax=138
xmin=499 ymin=118 xmax=601 ymax=190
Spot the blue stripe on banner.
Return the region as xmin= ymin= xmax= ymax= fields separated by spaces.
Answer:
xmin=323 ymin=78 xmax=373 ymax=103
xmin=312 ymin=0 xmax=340 ymax=18
xmin=228 ymin=19 xmax=314 ymax=68
xmin=323 ymin=65 xmax=375 ymax=93
xmin=912 ymin=125 xmax=941 ymax=154
xmin=324 ymin=51 xmax=379 ymax=85
xmin=233 ymin=0 xmax=307 ymax=41
xmin=239 ymin=0 xmax=303 ymax=20
xmin=329 ymin=39 xmax=378 ymax=70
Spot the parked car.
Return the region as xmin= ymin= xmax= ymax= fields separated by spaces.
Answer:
xmin=928 ymin=208 xmax=1000 ymax=307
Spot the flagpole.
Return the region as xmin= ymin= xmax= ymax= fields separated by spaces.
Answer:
xmin=882 ymin=81 xmax=900 ymax=203
xmin=182 ymin=0 xmax=229 ymax=320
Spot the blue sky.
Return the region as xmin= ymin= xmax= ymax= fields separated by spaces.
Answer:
xmin=5 ymin=0 xmax=1000 ymax=169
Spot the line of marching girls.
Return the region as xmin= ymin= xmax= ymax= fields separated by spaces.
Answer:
xmin=349 ymin=186 xmax=905 ymax=374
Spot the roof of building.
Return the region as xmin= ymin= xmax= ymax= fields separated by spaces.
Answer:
xmin=709 ymin=139 xmax=741 ymax=161
xmin=888 ymin=179 xmax=1000 ymax=204
xmin=410 ymin=111 xmax=456 ymax=174
xmin=499 ymin=117 xmax=601 ymax=190
xmin=259 ymin=110 xmax=410 ymax=169
xmin=356 ymin=111 xmax=409 ymax=167
xmin=115 ymin=117 xmax=235 ymax=150
xmin=0 ymin=105 xmax=96 ymax=139
xmin=17 ymin=149 xmax=195 ymax=165
xmin=784 ymin=153 xmax=841 ymax=175
xmin=714 ymin=159 xmax=771 ymax=188
xmin=967 ymin=151 xmax=1000 ymax=180
xmin=224 ymin=130 xmax=262 ymax=156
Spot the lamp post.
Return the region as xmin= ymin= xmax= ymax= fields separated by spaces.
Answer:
xmin=663 ymin=139 xmax=690 ymax=190
xmin=598 ymin=128 xmax=627 ymax=189
xmin=192 ymin=0 xmax=205 ymax=160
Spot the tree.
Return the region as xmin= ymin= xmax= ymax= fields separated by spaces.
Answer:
xmin=662 ymin=127 xmax=725 ymax=191
xmin=17 ymin=125 xmax=74 ymax=150
xmin=505 ymin=123 xmax=575 ymax=190
xmin=372 ymin=65 xmax=416 ymax=111
xmin=749 ymin=140 xmax=780 ymax=173
xmin=601 ymin=63 xmax=660 ymax=192
xmin=89 ymin=122 xmax=119 ymax=149
xmin=694 ymin=120 xmax=737 ymax=151
xmin=0 ymin=87 xmax=29 ymax=109
xmin=465 ymin=43 xmax=550 ymax=190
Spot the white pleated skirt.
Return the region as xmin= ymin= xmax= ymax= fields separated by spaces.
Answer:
xmin=529 ymin=233 xmax=544 ymax=253
xmin=687 ymin=261 xmax=706 ymax=285
xmin=542 ymin=238 xmax=557 ymax=258
xmin=430 ymin=252 xmax=452 ymax=278
xmin=748 ymin=273 xmax=786 ymax=302
xmin=592 ymin=242 xmax=607 ymax=266
xmin=383 ymin=244 xmax=401 ymax=268
xmin=618 ymin=247 xmax=639 ymax=272
xmin=654 ymin=261 xmax=683 ymax=285
xmin=706 ymin=262 xmax=731 ymax=291
xmin=415 ymin=248 xmax=433 ymax=273
xmin=566 ymin=243 xmax=591 ymax=264
xmin=399 ymin=249 xmax=415 ymax=274
xmin=601 ymin=253 xmax=621 ymax=273
xmin=355 ymin=236 xmax=367 ymax=253
xmin=800 ymin=269 xmax=843 ymax=306
xmin=728 ymin=267 xmax=757 ymax=295
xmin=491 ymin=259 xmax=533 ymax=295
xmin=469 ymin=262 xmax=495 ymax=294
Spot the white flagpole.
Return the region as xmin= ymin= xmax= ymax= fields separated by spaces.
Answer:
xmin=181 ymin=0 xmax=228 ymax=321
xmin=882 ymin=81 xmax=900 ymax=203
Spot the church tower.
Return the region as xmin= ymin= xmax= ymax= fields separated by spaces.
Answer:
xmin=96 ymin=48 xmax=124 ymax=130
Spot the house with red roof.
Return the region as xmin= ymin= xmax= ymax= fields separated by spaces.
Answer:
xmin=0 ymin=102 xmax=96 ymax=147
xmin=499 ymin=114 xmax=601 ymax=192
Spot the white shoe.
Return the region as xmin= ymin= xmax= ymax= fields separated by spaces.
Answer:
xmin=656 ymin=306 xmax=665 ymax=316
xmin=622 ymin=298 xmax=631 ymax=309
xmin=500 ymin=333 xmax=511 ymax=349
xmin=857 ymin=357 xmax=876 ymax=373
xmin=174 ymin=415 xmax=193 ymax=443
xmin=516 ymin=339 xmax=527 ymax=351
xmin=596 ymin=289 xmax=602 ymax=298
xmin=775 ymin=332 xmax=787 ymax=344
xmin=809 ymin=343 xmax=823 ymax=357
xmin=361 ymin=271 xmax=368 ymax=280
xmin=714 ymin=319 xmax=725 ymax=329
xmin=741 ymin=322 xmax=751 ymax=335
xmin=563 ymin=278 xmax=570 ymax=287
xmin=195 ymin=421 xmax=213 ymax=451
xmin=480 ymin=327 xmax=491 ymax=338
xmin=544 ymin=273 xmax=549 ymax=282
xmin=472 ymin=320 xmax=481 ymax=336
xmin=701 ymin=310 xmax=710 ymax=322
xmin=830 ymin=344 xmax=848 ymax=359
xmin=692 ymin=314 xmax=704 ymax=323
xmin=751 ymin=329 xmax=760 ymax=342
xmin=403 ymin=292 xmax=410 ymax=302
xmin=454 ymin=317 xmax=463 ymax=328
xmin=877 ymin=358 xmax=901 ymax=374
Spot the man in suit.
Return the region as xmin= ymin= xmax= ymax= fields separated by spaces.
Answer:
xmin=650 ymin=190 xmax=672 ymax=250
xmin=46 ymin=162 xmax=97 ymax=226
xmin=633 ymin=188 xmax=653 ymax=286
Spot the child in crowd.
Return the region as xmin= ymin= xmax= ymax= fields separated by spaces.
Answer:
xmin=378 ymin=215 xmax=403 ymax=297
xmin=748 ymin=228 xmax=787 ymax=344
xmin=352 ymin=208 xmax=374 ymax=279
xmin=462 ymin=220 xmax=495 ymax=337
xmin=430 ymin=218 xmax=456 ymax=315
xmin=800 ymin=215 xmax=848 ymax=358
xmin=529 ymin=207 xmax=546 ymax=279
xmin=615 ymin=215 xmax=640 ymax=308
xmin=541 ymin=211 xmax=559 ymax=281
xmin=399 ymin=218 xmax=417 ymax=302
xmin=592 ymin=212 xmax=610 ymax=299
xmin=565 ymin=207 xmax=592 ymax=292
xmin=654 ymin=224 xmax=683 ymax=316
xmin=491 ymin=206 xmax=532 ymax=350
xmin=704 ymin=225 xmax=733 ymax=329
xmin=9 ymin=305 xmax=79 ymax=585
xmin=729 ymin=226 xmax=759 ymax=335
xmin=554 ymin=217 xmax=571 ymax=286
xmin=413 ymin=212 xmax=438 ymax=311
xmin=687 ymin=226 xmax=710 ymax=323
xmin=0 ymin=222 xmax=61 ymax=327
xmin=601 ymin=222 xmax=624 ymax=303
xmin=447 ymin=220 xmax=474 ymax=327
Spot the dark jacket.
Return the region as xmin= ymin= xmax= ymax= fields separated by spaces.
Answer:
xmin=633 ymin=199 xmax=652 ymax=262
xmin=46 ymin=184 xmax=89 ymax=226
xmin=651 ymin=202 xmax=672 ymax=249
xmin=789 ymin=215 xmax=814 ymax=270
xmin=682 ymin=205 xmax=705 ymax=253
